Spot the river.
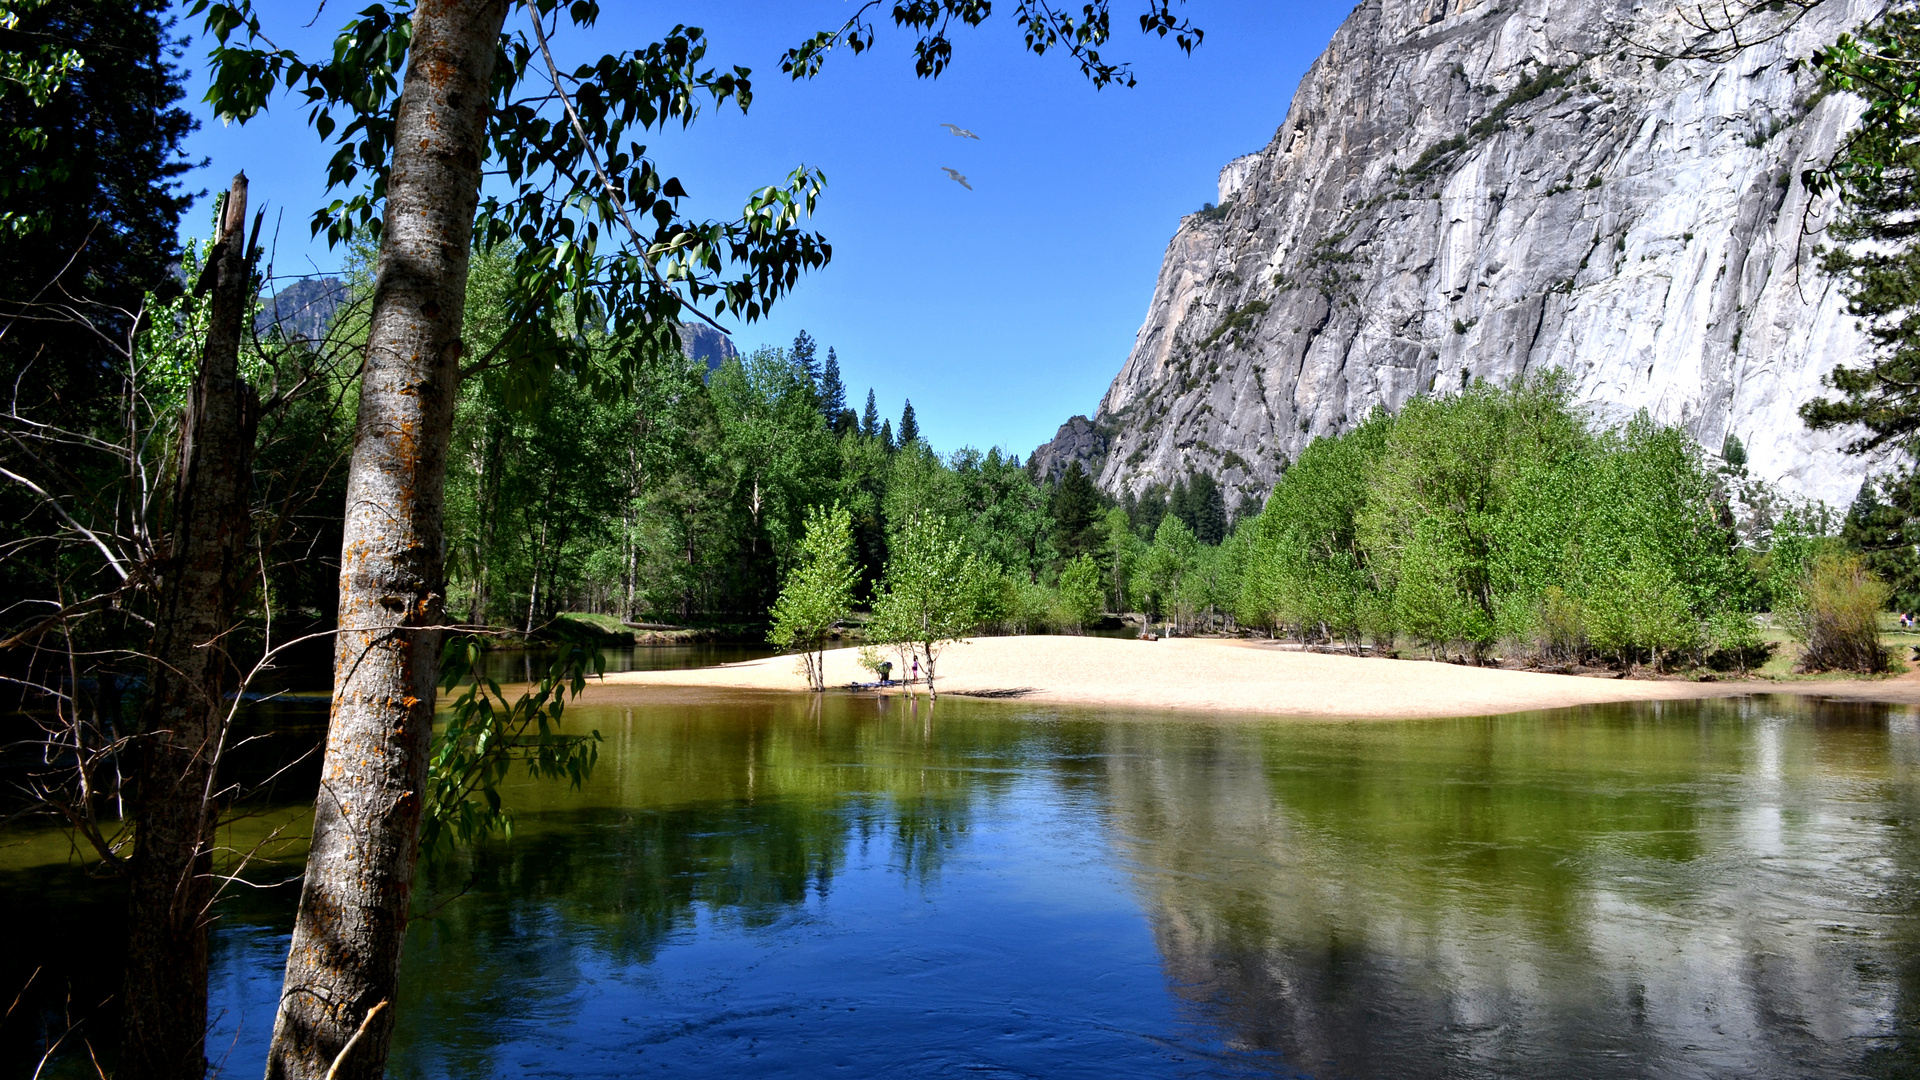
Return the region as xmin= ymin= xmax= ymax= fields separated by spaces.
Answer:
xmin=5 ymin=663 xmax=1920 ymax=1078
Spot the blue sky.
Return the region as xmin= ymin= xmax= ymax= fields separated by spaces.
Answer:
xmin=175 ymin=2 xmax=1349 ymax=457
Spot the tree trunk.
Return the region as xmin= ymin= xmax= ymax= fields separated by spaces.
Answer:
xmin=263 ymin=5 xmax=507 ymax=1078
xmin=118 ymin=173 xmax=259 ymax=1080
xmin=525 ymin=515 xmax=547 ymax=633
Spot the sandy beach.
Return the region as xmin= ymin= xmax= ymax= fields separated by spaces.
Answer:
xmin=592 ymin=635 xmax=1920 ymax=719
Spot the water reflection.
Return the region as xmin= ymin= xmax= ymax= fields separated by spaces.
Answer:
xmin=7 ymin=692 xmax=1920 ymax=1078
xmin=1098 ymin=697 xmax=1920 ymax=1078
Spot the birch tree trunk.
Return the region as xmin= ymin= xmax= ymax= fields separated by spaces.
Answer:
xmin=263 ymin=5 xmax=508 ymax=1077
xmin=118 ymin=173 xmax=259 ymax=1080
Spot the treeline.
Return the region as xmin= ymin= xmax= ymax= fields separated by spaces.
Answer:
xmin=420 ymin=251 xmax=1908 ymax=672
xmin=440 ymin=247 xmax=1259 ymax=632
xmin=768 ymin=376 xmax=1911 ymax=676
xmin=1234 ymin=377 xmax=1761 ymax=667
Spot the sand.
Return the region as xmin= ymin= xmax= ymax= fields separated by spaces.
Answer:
xmin=591 ymin=635 xmax=1920 ymax=719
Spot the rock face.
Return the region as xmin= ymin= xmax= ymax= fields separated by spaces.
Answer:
xmin=258 ymin=277 xmax=349 ymax=342
xmin=677 ymin=321 xmax=739 ymax=372
xmin=1033 ymin=0 xmax=1889 ymax=508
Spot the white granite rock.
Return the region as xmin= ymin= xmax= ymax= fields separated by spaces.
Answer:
xmin=1032 ymin=0 xmax=1893 ymax=509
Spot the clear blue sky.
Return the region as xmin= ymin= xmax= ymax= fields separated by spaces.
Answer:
xmin=174 ymin=2 xmax=1349 ymax=457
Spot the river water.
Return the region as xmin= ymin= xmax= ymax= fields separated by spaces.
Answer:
xmin=6 ymin=671 xmax=1920 ymax=1078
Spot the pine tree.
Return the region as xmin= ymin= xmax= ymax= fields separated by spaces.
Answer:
xmin=899 ymin=399 xmax=920 ymax=446
xmin=1188 ymin=472 xmax=1227 ymax=544
xmin=881 ymin=418 xmax=896 ymax=452
xmin=1051 ymin=460 xmax=1101 ymax=558
xmin=1843 ymin=472 xmax=1920 ymax=611
xmin=1802 ymin=13 xmax=1920 ymax=454
xmin=820 ymin=345 xmax=848 ymax=429
xmin=791 ymin=329 xmax=819 ymax=388
xmin=0 ymin=0 xmax=197 ymax=420
xmin=862 ymin=388 xmax=880 ymax=438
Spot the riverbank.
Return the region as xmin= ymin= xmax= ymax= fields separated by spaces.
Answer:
xmin=588 ymin=635 xmax=1920 ymax=719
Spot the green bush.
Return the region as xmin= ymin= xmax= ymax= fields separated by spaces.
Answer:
xmin=1789 ymin=553 xmax=1891 ymax=673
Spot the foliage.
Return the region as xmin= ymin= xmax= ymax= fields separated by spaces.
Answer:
xmin=424 ymin=636 xmax=604 ymax=852
xmin=191 ymin=0 xmax=830 ymax=416
xmin=781 ymin=0 xmax=1203 ymax=87
xmin=0 ymin=0 xmax=82 ymax=234
xmin=1244 ymin=378 xmax=1760 ymax=667
xmin=899 ymin=399 xmax=921 ymax=446
xmin=768 ymin=503 xmax=858 ymax=691
xmin=1787 ymin=553 xmax=1891 ymax=673
xmin=1841 ymin=470 xmax=1920 ymax=611
xmin=867 ymin=512 xmax=991 ymax=695
xmin=1057 ymin=555 xmax=1106 ymax=630
xmin=1802 ymin=11 xmax=1920 ymax=455
xmin=1241 ymin=409 xmax=1390 ymax=644
xmin=1050 ymin=461 xmax=1102 ymax=558
xmin=1135 ymin=514 xmax=1198 ymax=624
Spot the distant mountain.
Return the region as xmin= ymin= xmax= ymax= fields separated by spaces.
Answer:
xmin=257 ymin=277 xmax=349 ymax=342
xmin=676 ymin=320 xmax=738 ymax=371
xmin=254 ymin=277 xmax=739 ymax=375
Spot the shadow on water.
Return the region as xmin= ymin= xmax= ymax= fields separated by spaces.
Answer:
xmin=8 ymin=691 xmax=1920 ymax=1078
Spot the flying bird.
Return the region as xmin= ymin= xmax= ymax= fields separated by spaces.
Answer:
xmin=941 ymin=167 xmax=972 ymax=190
xmin=940 ymin=123 xmax=980 ymax=140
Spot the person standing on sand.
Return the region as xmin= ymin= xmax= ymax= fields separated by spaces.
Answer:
xmin=911 ymin=654 xmax=921 ymax=689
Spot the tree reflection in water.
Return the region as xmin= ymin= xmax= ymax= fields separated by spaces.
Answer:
xmin=9 ymin=690 xmax=1920 ymax=1079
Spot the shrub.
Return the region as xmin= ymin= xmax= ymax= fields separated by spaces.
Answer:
xmin=1789 ymin=553 xmax=1891 ymax=673
xmin=1531 ymin=586 xmax=1588 ymax=665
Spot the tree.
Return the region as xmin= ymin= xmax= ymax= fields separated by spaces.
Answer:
xmin=881 ymin=417 xmax=896 ymax=452
xmin=1 ymin=0 xmax=198 ymax=630
xmin=869 ymin=511 xmax=989 ymax=697
xmin=791 ymin=328 xmax=819 ymax=388
xmin=1801 ymin=10 xmax=1920 ymax=455
xmin=862 ymin=387 xmax=880 ymax=438
xmin=899 ymin=398 xmax=921 ymax=446
xmin=1057 ymin=554 xmax=1105 ymax=630
xmin=195 ymin=5 xmax=824 ymax=1076
xmin=1102 ymin=505 xmax=1135 ymax=612
xmin=1050 ymin=460 xmax=1101 ymax=558
xmin=114 ymin=177 xmax=262 ymax=1080
xmin=0 ymin=0 xmax=194 ymax=303
xmin=1842 ymin=472 xmax=1920 ymax=610
xmin=768 ymin=503 xmax=857 ymax=691
xmin=1137 ymin=514 xmax=1198 ymax=628
xmin=1 ymin=186 xmax=364 ymax=1080
xmin=193 ymin=2 xmax=1203 ymax=1074
xmin=821 ymin=345 xmax=849 ymax=430
xmin=1178 ymin=470 xmax=1227 ymax=544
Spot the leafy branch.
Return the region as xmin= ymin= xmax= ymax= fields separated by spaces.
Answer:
xmin=422 ymin=634 xmax=604 ymax=853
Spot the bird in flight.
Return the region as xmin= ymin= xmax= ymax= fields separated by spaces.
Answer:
xmin=941 ymin=167 xmax=972 ymax=190
xmin=940 ymin=123 xmax=980 ymax=140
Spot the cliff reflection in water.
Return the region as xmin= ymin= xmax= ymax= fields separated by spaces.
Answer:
xmin=1098 ymin=696 xmax=1920 ymax=1078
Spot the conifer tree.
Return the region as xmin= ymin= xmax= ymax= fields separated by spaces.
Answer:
xmin=1051 ymin=461 xmax=1101 ymax=558
xmin=881 ymin=418 xmax=895 ymax=452
xmin=862 ymin=388 xmax=880 ymax=438
xmin=899 ymin=399 xmax=920 ymax=446
xmin=791 ymin=329 xmax=818 ymax=388
xmin=820 ymin=345 xmax=848 ymax=429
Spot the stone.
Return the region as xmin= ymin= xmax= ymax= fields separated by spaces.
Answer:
xmin=1035 ymin=0 xmax=1891 ymax=509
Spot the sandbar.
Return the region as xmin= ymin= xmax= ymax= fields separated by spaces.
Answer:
xmin=592 ymin=635 xmax=1920 ymax=719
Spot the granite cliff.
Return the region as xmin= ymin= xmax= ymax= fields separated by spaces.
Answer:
xmin=1033 ymin=0 xmax=1889 ymax=508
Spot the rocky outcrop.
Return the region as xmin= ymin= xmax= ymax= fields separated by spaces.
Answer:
xmin=1037 ymin=0 xmax=1890 ymax=507
xmin=677 ymin=320 xmax=739 ymax=372
xmin=258 ymin=277 xmax=349 ymax=342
